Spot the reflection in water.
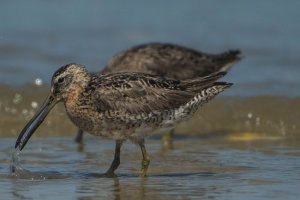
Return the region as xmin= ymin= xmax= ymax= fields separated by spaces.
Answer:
xmin=10 ymin=150 xmax=20 ymax=174
xmin=74 ymin=173 xmax=228 ymax=200
xmin=11 ymin=180 xmax=30 ymax=200
xmin=77 ymin=142 xmax=85 ymax=153
xmin=1 ymin=0 xmax=300 ymax=198
xmin=75 ymin=177 xmax=122 ymax=200
xmin=1 ymin=137 xmax=299 ymax=199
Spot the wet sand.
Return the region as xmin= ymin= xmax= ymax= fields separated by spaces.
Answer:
xmin=1 ymin=84 xmax=299 ymax=139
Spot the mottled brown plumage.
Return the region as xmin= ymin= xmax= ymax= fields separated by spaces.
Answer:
xmin=75 ymin=42 xmax=241 ymax=144
xmin=15 ymin=63 xmax=232 ymax=176
xmin=102 ymin=42 xmax=241 ymax=79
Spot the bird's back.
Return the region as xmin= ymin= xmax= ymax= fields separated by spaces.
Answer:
xmin=102 ymin=43 xmax=241 ymax=79
xmin=70 ymin=71 xmax=231 ymax=139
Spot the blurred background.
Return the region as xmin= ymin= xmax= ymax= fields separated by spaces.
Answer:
xmin=1 ymin=2 xmax=300 ymax=199
xmin=0 ymin=0 xmax=299 ymax=136
xmin=1 ymin=0 xmax=300 ymax=96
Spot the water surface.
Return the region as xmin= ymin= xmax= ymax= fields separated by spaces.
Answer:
xmin=1 ymin=0 xmax=300 ymax=96
xmin=1 ymin=136 xmax=300 ymax=200
xmin=1 ymin=1 xmax=300 ymax=199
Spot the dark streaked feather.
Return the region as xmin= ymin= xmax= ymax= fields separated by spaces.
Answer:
xmin=102 ymin=43 xmax=241 ymax=79
xmin=86 ymin=71 xmax=227 ymax=115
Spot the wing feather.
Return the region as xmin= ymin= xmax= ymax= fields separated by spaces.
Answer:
xmin=88 ymin=72 xmax=226 ymax=116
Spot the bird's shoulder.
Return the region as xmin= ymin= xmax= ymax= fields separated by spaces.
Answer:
xmin=84 ymin=72 xmax=193 ymax=114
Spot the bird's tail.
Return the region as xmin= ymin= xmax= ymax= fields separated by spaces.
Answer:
xmin=212 ymin=49 xmax=242 ymax=72
xmin=188 ymin=81 xmax=232 ymax=109
xmin=172 ymin=81 xmax=232 ymax=122
xmin=180 ymin=71 xmax=231 ymax=92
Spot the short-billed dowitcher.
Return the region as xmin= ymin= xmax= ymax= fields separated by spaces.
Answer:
xmin=15 ymin=63 xmax=232 ymax=176
xmin=75 ymin=42 xmax=241 ymax=146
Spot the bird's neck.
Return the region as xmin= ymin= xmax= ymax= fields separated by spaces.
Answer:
xmin=65 ymin=74 xmax=90 ymax=110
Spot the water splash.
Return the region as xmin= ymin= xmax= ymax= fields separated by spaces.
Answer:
xmin=9 ymin=148 xmax=60 ymax=181
xmin=9 ymin=149 xmax=47 ymax=180
xmin=34 ymin=78 xmax=43 ymax=86
xmin=10 ymin=149 xmax=21 ymax=175
xmin=9 ymin=149 xmax=33 ymax=178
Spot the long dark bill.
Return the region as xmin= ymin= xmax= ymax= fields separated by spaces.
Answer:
xmin=15 ymin=94 xmax=57 ymax=150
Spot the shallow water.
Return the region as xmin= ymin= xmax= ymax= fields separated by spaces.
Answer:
xmin=1 ymin=86 xmax=299 ymax=199
xmin=1 ymin=1 xmax=300 ymax=199
xmin=0 ymin=136 xmax=299 ymax=200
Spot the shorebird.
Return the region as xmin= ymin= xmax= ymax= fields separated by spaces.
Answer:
xmin=15 ymin=63 xmax=232 ymax=177
xmin=75 ymin=42 xmax=241 ymax=146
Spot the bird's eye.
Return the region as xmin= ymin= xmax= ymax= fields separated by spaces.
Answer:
xmin=57 ymin=77 xmax=65 ymax=84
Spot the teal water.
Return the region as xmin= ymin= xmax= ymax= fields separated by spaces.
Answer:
xmin=1 ymin=1 xmax=300 ymax=96
xmin=1 ymin=137 xmax=300 ymax=199
xmin=1 ymin=1 xmax=300 ymax=199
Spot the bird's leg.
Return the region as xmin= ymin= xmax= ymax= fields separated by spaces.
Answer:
xmin=162 ymin=129 xmax=174 ymax=149
xmin=74 ymin=129 xmax=84 ymax=143
xmin=139 ymin=139 xmax=150 ymax=177
xmin=105 ymin=140 xmax=123 ymax=177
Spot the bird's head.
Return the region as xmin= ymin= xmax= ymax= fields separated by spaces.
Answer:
xmin=15 ymin=63 xmax=89 ymax=150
